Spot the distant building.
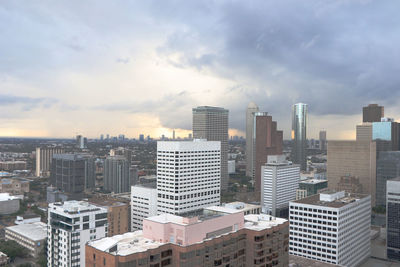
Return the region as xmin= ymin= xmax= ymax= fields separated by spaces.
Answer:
xmin=51 ymin=154 xmax=96 ymax=194
xmin=228 ymin=160 xmax=235 ymax=174
xmin=292 ymin=103 xmax=308 ymax=170
xmin=296 ymin=189 xmax=308 ymax=200
xmin=376 ymin=152 xmax=400 ymax=207
xmin=47 ymin=201 xmax=108 ymax=267
xmin=35 ymin=147 xmax=64 ymax=177
xmin=139 ymin=134 xmax=144 ymax=141
xmin=86 ymin=209 xmax=289 ymax=267
xmin=193 ymin=106 xmax=229 ymax=191
xmin=14 ymin=215 xmax=41 ymax=225
xmin=131 ymin=183 xmax=157 ymax=231
xmin=46 ymin=186 xmax=68 ymax=203
xmin=363 ymin=103 xmax=384 ymax=123
xmin=261 ymin=155 xmax=299 ymax=217
xmin=387 ymin=178 xmax=400 ymax=262
xmin=104 ymin=155 xmax=130 ymax=193
xmin=356 ymin=123 xmax=373 ymax=141
xmin=0 ymin=178 xmax=29 ymax=194
xmin=5 ymin=222 xmax=47 ymax=257
xmin=289 ymin=191 xmax=371 ymax=266
xmin=372 ymin=119 xmax=400 ymax=151
xmin=76 ymin=135 xmax=87 ymax=149
xmin=245 ymin=102 xmax=259 ymax=177
xmin=298 ymin=179 xmax=327 ymax=197
xmin=0 ymin=161 xmax=27 ymax=171
xmin=157 ymin=140 xmax=221 ymax=215
xmin=0 ymin=193 xmax=20 ymax=215
xmin=319 ymin=130 xmax=327 ymax=151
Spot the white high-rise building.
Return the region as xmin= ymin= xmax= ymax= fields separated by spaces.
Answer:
xmin=157 ymin=140 xmax=221 ymax=215
xmin=35 ymin=147 xmax=64 ymax=177
xmin=261 ymin=155 xmax=300 ymax=217
xmin=289 ymin=191 xmax=371 ymax=266
xmin=47 ymin=201 xmax=108 ymax=267
xmin=131 ymin=184 xmax=158 ymax=231
xmin=245 ymin=102 xmax=259 ymax=177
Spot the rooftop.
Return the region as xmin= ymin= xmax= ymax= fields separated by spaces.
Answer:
xmin=300 ymin=179 xmax=328 ymax=185
xmin=50 ymin=200 xmax=105 ymax=214
xmin=0 ymin=193 xmax=19 ymax=201
xmin=289 ymin=255 xmax=337 ymax=266
xmin=244 ymin=214 xmax=287 ymax=231
xmin=292 ymin=191 xmax=368 ymax=208
xmin=388 ymin=177 xmax=400 ymax=182
xmin=6 ymin=222 xmax=47 ymax=241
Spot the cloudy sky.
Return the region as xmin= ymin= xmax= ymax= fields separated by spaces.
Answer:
xmin=1 ymin=0 xmax=399 ymax=139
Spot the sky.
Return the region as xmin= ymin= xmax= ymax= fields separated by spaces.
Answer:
xmin=1 ymin=0 xmax=400 ymax=140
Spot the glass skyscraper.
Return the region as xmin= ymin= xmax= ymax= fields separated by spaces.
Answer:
xmin=292 ymin=103 xmax=308 ymax=170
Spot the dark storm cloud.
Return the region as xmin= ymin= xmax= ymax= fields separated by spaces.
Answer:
xmin=154 ymin=0 xmax=400 ymax=130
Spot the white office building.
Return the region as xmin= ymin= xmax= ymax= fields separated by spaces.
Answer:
xmin=131 ymin=184 xmax=158 ymax=231
xmin=261 ymin=155 xmax=300 ymax=217
xmin=157 ymin=139 xmax=221 ymax=215
xmin=47 ymin=201 xmax=108 ymax=267
xmin=289 ymin=191 xmax=371 ymax=266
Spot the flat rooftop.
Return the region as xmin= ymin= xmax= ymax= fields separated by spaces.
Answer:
xmin=300 ymin=179 xmax=327 ymax=184
xmin=292 ymin=192 xmax=368 ymax=208
xmin=6 ymin=222 xmax=47 ymax=241
xmin=50 ymin=200 xmax=105 ymax=214
xmin=289 ymin=255 xmax=338 ymax=266
xmin=244 ymin=214 xmax=287 ymax=231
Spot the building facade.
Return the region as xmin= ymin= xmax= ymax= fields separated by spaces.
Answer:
xmin=289 ymin=191 xmax=371 ymax=266
xmin=192 ymin=106 xmax=229 ymax=191
xmin=51 ymin=153 xmax=96 ymax=194
xmin=47 ymin=201 xmax=108 ymax=267
xmin=35 ymin=147 xmax=64 ymax=177
xmin=104 ymin=155 xmax=130 ymax=193
xmin=376 ymin=152 xmax=400 ymax=207
xmin=0 ymin=161 xmax=27 ymax=171
xmin=157 ymin=140 xmax=221 ymax=215
xmin=363 ymin=103 xmax=384 ymax=123
xmin=261 ymin=155 xmax=300 ymax=217
xmin=0 ymin=178 xmax=29 ymax=194
xmin=387 ymin=178 xmax=400 ymax=262
xmin=131 ymin=183 xmax=157 ymax=231
xmin=292 ymin=103 xmax=308 ymax=171
xmin=319 ymin=130 xmax=327 ymax=151
xmin=86 ymin=209 xmax=289 ymax=267
xmin=5 ymin=222 xmax=47 ymax=257
xmin=245 ymin=102 xmax=259 ymax=177
xmin=298 ymin=179 xmax=328 ymax=197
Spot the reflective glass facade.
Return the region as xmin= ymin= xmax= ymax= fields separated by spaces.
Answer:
xmin=373 ymin=122 xmax=392 ymax=141
xmin=292 ymin=103 xmax=308 ymax=170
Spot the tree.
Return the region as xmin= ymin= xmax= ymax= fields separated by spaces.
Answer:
xmin=0 ymin=240 xmax=29 ymax=261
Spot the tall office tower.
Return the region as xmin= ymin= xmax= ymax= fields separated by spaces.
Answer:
xmin=373 ymin=118 xmax=400 ymax=150
xmin=50 ymin=154 xmax=96 ymax=195
xmin=104 ymin=155 xmax=130 ymax=193
xmin=261 ymin=155 xmax=300 ymax=217
xmin=292 ymin=103 xmax=308 ymax=170
xmin=327 ymin=140 xmax=377 ymax=205
xmin=376 ymin=152 xmax=400 ymax=207
xmin=157 ymin=140 xmax=221 ymax=215
xmin=139 ymin=134 xmax=144 ymax=142
xmin=253 ymin=112 xmax=283 ymax=194
xmin=86 ymin=208 xmax=289 ymax=267
xmin=131 ymin=183 xmax=157 ymax=231
xmin=76 ymin=135 xmax=86 ymax=149
xmin=245 ymin=102 xmax=259 ymax=177
xmin=289 ymin=191 xmax=371 ymax=266
xmin=319 ymin=130 xmax=327 ymax=151
xmin=363 ymin=103 xmax=384 ymax=122
xmin=387 ymin=178 xmax=400 ymax=262
xmin=100 ymin=134 xmax=104 ymax=141
xmin=193 ymin=106 xmax=229 ymax=191
xmin=35 ymin=147 xmax=64 ymax=177
xmin=356 ymin=123 xmax=373 ymax=141
xmin=109 ymin=147 xmax=132 ymax=165
xmin=172 ymin=129 xmax=175 ymax=140
xmin=47 ymin=201 xmax=108 ymax=267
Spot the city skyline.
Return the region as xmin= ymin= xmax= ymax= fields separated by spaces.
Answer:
xmin=1 ymin=1 xmax=400 ymax=139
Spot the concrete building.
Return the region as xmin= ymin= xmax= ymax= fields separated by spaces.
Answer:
xmin=292 ymin=103 xmax=308 ymax=171
xmin=15 ymin=215 xmax=41 ymax=225
xmin=157 ymin=140 xmax=221 ymax=215
xmin=296 ymin=189 xmax=308 ymax=200
xmin=289 ymin=191 xmax=371 ymax=266
xmin=372 ymin=119 xmax=400 ymax=151
xmin=253 ymin=112 xmax=284 ymax=195
xmin=104 ymin=155 xmax=130 ymax=193
xmin=327 ymin=140 xmax=377 ymax=205
xmin=319 ymin=130 xmax=327 ymax=151
xmin=245 ymin=102 xmax=259 ymax=177
xmin=356 ymin=123 xmax=373 ymax=141
xmin=376 ymin=151 xmax=400 ymax=207
xmin=5 ymin=222 xmax=47 ymax=257
xmin=76 ymin=135 xmax=87 ymax=149
xmin=192 ymin=106 xmax=229 ymax=191
xmin=387 ymin=178 xmax=400 ymax=262
xmin=0 ymin=178 xmax=29 ymax=194
xmin=131 ymin=183 xmax=157 ymax=231
xmin=35 ymin=147 xmax=64 ymax=177
xmin=0 ymin=161 xmax=27 ymax=171
xmin=0 ymin=252 xmax=8 ymax=266
xmin=261 ymin=155 xmax=300 ymax=217
xmin=0 ymin=193 xmax=20 ymax=215
xmin=363 ymin=103 xmax=384 ymax=123
xmin=298 ymin=179 xmax=328 ymax=197
xmin=228 ymin=160 xmax=235 ymax=174
xmin=86 ymin=209 xmax=289 ymax=267
xmin=46 ymin=186 xmax=68 ymax=203
xmin=47 ymin=201 xmax=108 ymax=267
xmin=51 ymin=153 xmax=96 ymax=194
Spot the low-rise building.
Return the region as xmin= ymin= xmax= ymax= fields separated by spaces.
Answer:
xmin=15 ymin=215 xmax=41 ymax=225
xmin=131 ymin=183 xmax=157 ymax=231
xmin=5 ymin=222 xmax=47 ymax=257
xmin=0 ymin=161 xmax=27 ymax=171
xmin=0 ymin=193 xmax=20 ymax=215
xmin=86 ymin=208 xmax=289 ymax=267
xmin=0 ymin=178 xmax=30 ymax=194
xmin=298 ymin=179 xmax=327 ymax=197
xmin=219 ymin=202 xmax=261 ymax=215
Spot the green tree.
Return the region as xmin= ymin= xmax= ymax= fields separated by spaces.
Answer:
xmin=0 ymin=240 xmax=28 ymax=260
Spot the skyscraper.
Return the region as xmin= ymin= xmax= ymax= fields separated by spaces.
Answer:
xmin=192 ymin=106 xmax=229 ymax=191
xmin=157 ymin=140 xmax=221 ymax=215
xmin=376 ymin=152 xmax=400 ymax=207
xmin=253 ymin=112 xmax=283 ymax=194
xmin=245 ymin=102 xmax=259 ymax=177
xmin=319 ymin=130 xmax=327 ymax=151
xmin=104 ymin=156 xmax=130 ymax=193
xmin=35 ymin=147 xmax=64 ymax=177
xmin=387 ymin=177 xmax=400 ymax=262
xmin=292 ymin=103 xmax=308 ymax=170
xmin=363 ymin=103 xmax=384 ymax=123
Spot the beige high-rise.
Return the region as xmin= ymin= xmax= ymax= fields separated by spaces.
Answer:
xmin=35 ymin=147 xmax=64 ymax=177
xmin=245 ymin=102 xmax=259 ymax=177
xmin=356 ymin=123 xmax=372 ymax=141
xmin=327 ymin=140 xmax=377 ymax=205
